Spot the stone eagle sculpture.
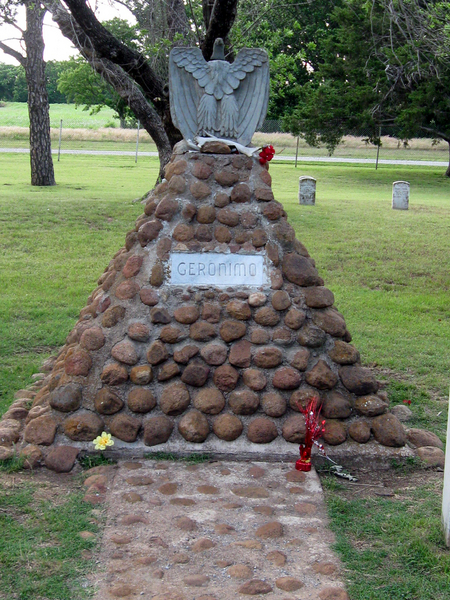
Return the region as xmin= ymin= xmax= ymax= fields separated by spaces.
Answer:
xmin=169 ymin=38 xmax=269 ymax=147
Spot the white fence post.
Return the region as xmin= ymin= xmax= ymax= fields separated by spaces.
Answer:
xmin=442 ymin=389 xmax=450 ymax=546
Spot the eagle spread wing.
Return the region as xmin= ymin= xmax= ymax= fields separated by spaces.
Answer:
xmin=169 ymin=46 xmax=269 ymax=146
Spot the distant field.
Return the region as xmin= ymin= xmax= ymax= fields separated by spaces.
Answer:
xmin=1 ymin=101 xmax=449 ymax=162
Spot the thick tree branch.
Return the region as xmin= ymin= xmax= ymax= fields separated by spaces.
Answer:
xmin=48 ymin=0 xmax=172 ymax=180
xmin=201 ymin=0 xmax=239 ymax=60
xmin=62 ymin=0 xmax=166 ymax=106
xmin=0 ymin=39 xmax=25 ymax=65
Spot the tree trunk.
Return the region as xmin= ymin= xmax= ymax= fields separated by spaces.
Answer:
xmin=24 ymin=1 xmax=55 ymax=186
xmin=446 ymin=142 xmax=450 ymax=177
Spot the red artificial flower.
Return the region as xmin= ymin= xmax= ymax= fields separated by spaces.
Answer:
xmin=259 ymin=144 xmax=275 ymax=165
xmin=403 ymin=400 xmax=412 ymax=405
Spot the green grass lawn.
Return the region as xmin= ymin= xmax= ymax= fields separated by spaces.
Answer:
xmin=0 ymin=152 xmax=449 ymax=600
xmin=0 ymin=101 xmax=118 ymax=129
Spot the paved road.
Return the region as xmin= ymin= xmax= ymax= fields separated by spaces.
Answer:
xmin=0 ymin=146 xmax=447 ymax=167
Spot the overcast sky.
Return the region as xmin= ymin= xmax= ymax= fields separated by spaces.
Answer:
xmin=0 ymin=1 xmax=133 ymax=65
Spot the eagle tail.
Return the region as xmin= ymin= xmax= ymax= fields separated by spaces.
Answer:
xmin=197 ymin=93 xmax=217 ymax=136
xmin=219 ymin=94 xmax=238 ymax=138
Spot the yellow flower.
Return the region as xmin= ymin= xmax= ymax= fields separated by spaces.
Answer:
xmin=93 ymin=432 xmax=114 ymax=451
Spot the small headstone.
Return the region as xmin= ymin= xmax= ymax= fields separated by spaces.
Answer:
xmin=392 ymin=181 xmax=410 ymax=210
xmin=299 ymin=176 xmax=316 ymax=205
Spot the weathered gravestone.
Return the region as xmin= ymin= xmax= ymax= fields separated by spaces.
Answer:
xmin=392 ymin=181 xmax=410 ymax=210
xmin=0 ymin=40 xmax=421 ymax=472
xmin=299 ymin=176 xmax=316 ymax=206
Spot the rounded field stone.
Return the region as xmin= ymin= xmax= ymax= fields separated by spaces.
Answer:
xmin=238 ymin=580 xmax=272 ymax=596
xmin=65 ymin=349 xmax=92 ymax=377
xmin=200 ymin=343 xmax=228 ymax=365
xmin=230 ymin=389 xmax=261 ymax=416
xmin=80 ymin=326 xmax=105 ymax=351
xmin=176 ymin=516 xmax=197 ymax=531
xmin=243 ymin=369 xmax=267 ymax=391
xmin=128 ymin=388 xmax=156 ymax=413
xmin=282 ymin=253 xmax=321 ymax=286
xmin=252 ymin=229 xmax=268 ymax=247
xmin=191 ymin=538 xmax=216 ymax=552
xmin=160 ymin=325 xmax=184 ymax=344
xmin=247 ymin=418 xmax=278 ymax=444
xmin=45 ymin=446 xmax=80 ymax=473
xmin=193 ymin=389 xmax=225 ymax=414
xmin=261 ymin=392 xmax=286 ymax=417
xmin=290 ymin=348 xmax=310 ymax=371
xmin=197 ymin=205 xmax=216 ymax=224
xmin=190 ymin=321 xmax=217 ymax=342
xmin=190 ymin=180 xmax=211 ymax=199
xmin=297 ymin=324 xmax=327 ymax=347
xmin=130 ymin=365 xmax=153 ymax=385
xmin=253 ymin=347 xmax=283 ymax=369
xmin=158 ymin=360 xmax=181 ymax=382
xmin=273 ymin=367 xmax=302 ymax=390
xmin=329 ymin=340 xmax=360 ymax=365
xmin=228 ymin=564 xmax=253 ymax=579
xmin=417 ymin=446 xmax=445 ymax=467
xmin=21 ymin=445 xmax=43 ymax=469
xmin=24 ymin=415 xmax=57 ymax=445
xmin=101 ymin=363 xmax=128 ymax=386
xmin=305 ymin=360 xmax=338 ymax=390
xmin=215 ymin=192 xmax=230 ymax=207
xmin=322 ymin=392 xmax=352 ymax=419
xmin=49 ymin=384 xmax=82 ymax=412
xmin=94 ymin=388 xmax=124 ymax=415
xmin=348 ymin=420 xmax=371 ymax=443
xmin=64 ymin=413 xmax=104 ymax=441
xmin=174 ymin=344 xmax=200 ymax=364
xmin=143 ymin=416 xmax=173 ymax=447
xmin=213 ymin=414 xmax=243 ymax=441
xmin=202 ymin=303 xmax=221 ymax=323
xmin=248 ymin=292 xmax=267 ymax=307
xmin=178 ymin=410 xmax=209 ymax=442
xmin=256 ymin=521 xmax=283 ymax=538
xmin=174 ymin=306 xmax=200 ymax=324
xmin=173 ymin=223 xmax=195 ymax=242
xmin=355 ymin=395 xmax=388 ymax=417
xmin=371 ymin=413 xmax=406 ymax=447
xmin=271 ymin=290 xmax=291 ymax=311
xmin=139 ymin=288 xmax=159 ymax=306
xmin=110 ymin=414 xmax=141 ymax=442
xmin=266 ymin=551 xmax=286 ymax=566
xmin=407 ymin=428 xmax=444 ymax=449
xmin=323 ymin=420 xmax=347 ymax=445
xmin=319 ymin=587 xmax=350 ymax=600
xmin=160 ymin=382 xmax=190 ymax=415
xmin=214 ymin=225 xmax=232 ymax=243
xmin=181 ymin=362 xmax=210 ymax=387
xmin=147 ymin=341 xmax=169 ymax=365
xmin=213 ymin=364 xmax=239 ymax=391
xmin=219 ymin=320 xmax=246 ymax=342
xmin=254 ymin=307 xmax=280 ymax=327
xmin=155 ymin=195 xmax=179 ymax=220
xmin=226 ymin=300 xmax=251 ymax=320
xmin=199 ymin=485 xmax=220 ymax=495
xmin=184 ymin=574 xmax=209 ymax=587
xmin=217 ymin=208 xmax=240 ymax=227
xmin=285 ymin=308 xmax=306 ymax=330
xmin=339 ymin=366 xmax=379 ymax=396
xmin=282 ymin=415 xmax=306 ymax=443
xmin=122 ymin=255 xmax=143 ymax=278
xmin=127 ymin=322 xmax=150 ymax=342
xmin=102 ymin=305 xmax=126 ymax=328
xmin=276 ymin=577 xmax=304 ymax=592
xmin=138 ymin=219 xmax=163 ymax=246
xmin=229 ymin=340 xmax=252 ymax=367
xmin=230 ymin=182 xmax=251 ymax=202
xmin=193 ymin=161 xmax=212 ymax=179
xmin=111 ymin=340 xmax=139 ymax=365
xmin=115 ymin=280 xmax=140 ymax=300
xmin=250 ymin=328 xmax=270 ymax=344
xmin=150 ymin=307 xmax=171 ymax=324
xmin=286 ymin=470 xmax=306 ymax=482
xmin=304 ymin=286 xmax=335 ymax=308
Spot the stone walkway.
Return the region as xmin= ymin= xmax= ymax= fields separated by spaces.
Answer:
xmin=84 ymin=459 xmax=349 ymax=600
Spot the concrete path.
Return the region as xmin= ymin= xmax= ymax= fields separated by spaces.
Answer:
xmin=84 ymin=459 xmax=349 ymax=600
xmin=0 ymin=146 xmax=447 ymax=167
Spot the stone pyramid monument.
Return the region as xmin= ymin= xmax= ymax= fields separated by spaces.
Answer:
xmin=0 ymin=41 xmax=411 ymax=472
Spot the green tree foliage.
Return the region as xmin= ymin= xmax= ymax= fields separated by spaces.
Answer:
xmin=284 ymin=0 xmax=450 ymax=175
xmin=57 ymin=58 xmax=137 ymax=127
xmin=0 ymin=60 xmax=69 ymax=102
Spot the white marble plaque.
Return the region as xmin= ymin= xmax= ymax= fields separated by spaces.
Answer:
xmin=170 ymin=253 xmax=267 ymax=287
